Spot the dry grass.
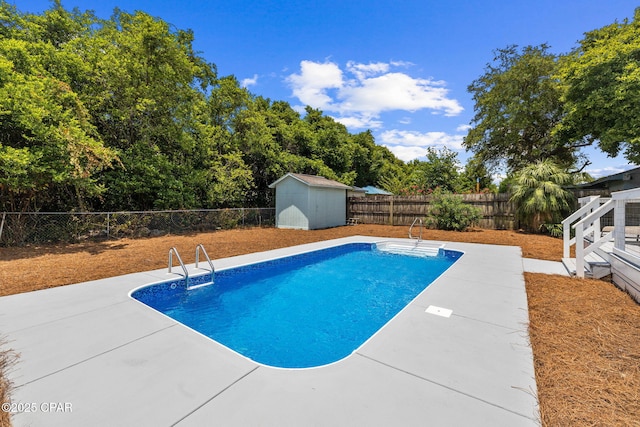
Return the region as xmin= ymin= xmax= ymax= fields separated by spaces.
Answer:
xmin=526 ymin=272 xmax=640 ymax=426
xmin=0 ymin=338 xmax=17 ymax=427
xmin=1 ymin=224 xmax=639 ymax=426
xmin=0 ymin=225 xmax=561 ymax=296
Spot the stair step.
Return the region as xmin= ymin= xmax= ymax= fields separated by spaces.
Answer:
xmin=562 ymin=255 xmax=611 ymax=279
xmin=585 ymin=252 xmax=610 ymax=266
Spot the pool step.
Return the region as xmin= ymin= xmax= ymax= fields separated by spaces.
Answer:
xmin=376 ymin=242 xmax=444 ymax=257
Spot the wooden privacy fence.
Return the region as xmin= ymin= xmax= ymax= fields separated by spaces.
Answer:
xmin=347 ymin=194 xmax=517 ymax=230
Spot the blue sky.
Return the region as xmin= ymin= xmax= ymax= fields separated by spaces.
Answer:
xmin=22 ymin=0 xmax=640 ymax=178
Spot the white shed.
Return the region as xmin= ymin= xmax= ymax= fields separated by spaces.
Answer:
xmin=268 ymin=173 xmax=352 ymax=230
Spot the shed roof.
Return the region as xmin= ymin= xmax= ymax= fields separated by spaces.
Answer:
xmin=268 ymin=173 xmax=353 ymax=190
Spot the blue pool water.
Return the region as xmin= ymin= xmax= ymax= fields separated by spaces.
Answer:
xmin=132 ymin=243 xmax=462 ymax=368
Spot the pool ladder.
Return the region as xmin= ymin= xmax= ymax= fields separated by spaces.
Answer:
xmin=409 ymin=218 xmax=423 ymax=242
xmin=168 ymin=244 xmax=215 ymax=290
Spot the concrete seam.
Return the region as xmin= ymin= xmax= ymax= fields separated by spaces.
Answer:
xmin=355 ymin=353 xmax=537 ymax=422
xmin=171 ymin=366 xmax=261 ymax=426
xmin=14 ymin=324 xmax=177 ymax=388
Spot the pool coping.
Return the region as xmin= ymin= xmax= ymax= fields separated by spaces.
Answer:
xmin=2 ymin=236 xmax=540 ymax=426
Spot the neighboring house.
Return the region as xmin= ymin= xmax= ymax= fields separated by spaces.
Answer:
xmin=361 ymin=186 xmax=393 ymax=195
xmin=269 ymin=173 xmax=353 ymax=230
xmin=348 ymin=186 xmax=367 ymax=198
xmin=576 ymin=166 xmax=640 ymax=192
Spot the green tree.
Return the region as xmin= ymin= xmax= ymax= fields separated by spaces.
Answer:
xmin=0 ymin=2 xmax=411 ymax=212
xmin=557 ymin=8 xmax=640 ymax=162
xmin=77 ymin=9 xmax=218 ymax=209
xmin=0 ymin=3 xmax=117 ymax=211
xmin=337 ymin=130 xmax=407 ymax=190
xmin=509 ymin=159 xmax=574 ymax=231
xmin=406 ymin=147 xmax=464 ymax=193
xmin=459 ymin=156 xmax=497 ymax=193
xmin=465 ymin=45 xmax=586 ymax=173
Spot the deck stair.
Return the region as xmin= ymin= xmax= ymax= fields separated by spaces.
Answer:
xmin=560 ymin=188 xmax=640 ymax=302
xmin=562 ymin=252 xmax=611 ymax=279
xmin=561 ymin=196 xmax=613 ymax=279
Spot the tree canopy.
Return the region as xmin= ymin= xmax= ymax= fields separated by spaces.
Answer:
xmin=0 ymin=1 xmax=405 ymax=211
xmin=4 ymin=1 xmax=638 ymax=214
xmin=466 ymin=8 xmax=640 ymax=177
xmin=378 ymin=148 xmax=495 ymax=195
xmin=464 ymin=45 xmax=587 ymax=174
xmin=557 ymin=8 xmax=640 ymax=163
xmin=0 ymin=2 xmax=118 ymax=212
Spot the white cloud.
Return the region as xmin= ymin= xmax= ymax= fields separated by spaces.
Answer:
xmin=340 ymin=73 xmax=462 ymax=117
xmin=380 ymin=130 xmax=464 ymax=150
xmin=587 ymin=164 xmax=636 ymax=179
xmin=241 ymin=74 xmax=259 ymax=88
xmin=333 ymin=115 xmax=383 ymax=129
xmin=456 ymin=124 xmax=472 ymax=133
xmin=286 ymin=61 xmax=343 ymax=110
xmin=285 ymin=60 xmax=463 ymax=128
xmin=390 ymin=60 xmax=414 ymax=68
xmin=346 ymin=61 xmax=390 ymax=80
xmin=383 ymin=145 xmax=428 ymax=162
xmin=379 ymin=129 xmax=465 ymax=162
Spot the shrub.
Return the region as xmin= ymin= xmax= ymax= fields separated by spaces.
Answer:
xmin=509 ymin=160 xmax=574 ymax=232
xmin=425 ymin=190 xmax=482 ymax=231
xmin=1 ymin=337 xmax=18 ymax=427
xmin=540 ymin=223 xmax=563 ymax=238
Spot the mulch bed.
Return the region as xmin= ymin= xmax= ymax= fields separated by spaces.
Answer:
xmin=1 ymin=224 xmax=639 ymax=426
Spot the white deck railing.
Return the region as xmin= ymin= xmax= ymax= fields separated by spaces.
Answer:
xmin=563 ymin=189 xmax=640 ymax=277
xmin=573 ymin=199 xmax=614 ymax=277
xmin=611 ymin=188 xmax=640 ymax=267
xmin=562 ymin=196 xmax=601 ymax=259
xmin=563 ymin=196 xmax=614 ymax=277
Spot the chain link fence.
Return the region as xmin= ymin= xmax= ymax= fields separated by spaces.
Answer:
xmin=0 ymin=208 xmax=275 ymax=247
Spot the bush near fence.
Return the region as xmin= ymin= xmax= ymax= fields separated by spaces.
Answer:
xmin=0 ymin=208 xmax=275 ymax=247
xmin=348 ymin=194 xmax=517 ymax=229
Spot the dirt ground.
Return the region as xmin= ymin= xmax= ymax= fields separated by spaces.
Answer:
xmin=0 ymin=225 xmax=563 ymax=296
xmin=1 ymin=224 xmax=639 ymax=426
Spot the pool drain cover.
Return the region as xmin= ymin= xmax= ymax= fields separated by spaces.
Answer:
xmin=425 ymin=305 xmax=453 ymax=318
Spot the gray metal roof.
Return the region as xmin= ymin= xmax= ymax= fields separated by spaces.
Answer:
xmin=269 ymin=173 xmax=353 ymax=190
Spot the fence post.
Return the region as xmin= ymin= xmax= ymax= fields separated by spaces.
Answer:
xmin=0 ymin=212 xmax=5 ymax=243
xmin=389 ymin=197 xmax=394 ymax=226
xmin=106 ymin=212 xmax=110 ymax=239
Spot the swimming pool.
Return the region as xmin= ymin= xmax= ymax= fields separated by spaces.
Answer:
xmin=132 ymin=242 xmax=462 ymax=368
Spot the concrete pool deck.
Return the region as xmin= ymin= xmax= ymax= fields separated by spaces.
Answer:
xmin=2 ymin=237 xmax=540 ymax=426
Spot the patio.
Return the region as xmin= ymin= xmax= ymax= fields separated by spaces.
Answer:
xmin=2 ymin=237 xmax=539 ymax=426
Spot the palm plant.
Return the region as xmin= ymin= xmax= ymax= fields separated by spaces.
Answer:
xmin=509 ymin=159 xmax=574 ymax=231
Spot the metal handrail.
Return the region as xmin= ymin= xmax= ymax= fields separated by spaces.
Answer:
xmin=409 ymin=218 xmax=423 ymax=241
xmin=168 ymin=247 xmax=189 ymax=288
xmin=195 ymin=244 xmax=215 ymax=285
